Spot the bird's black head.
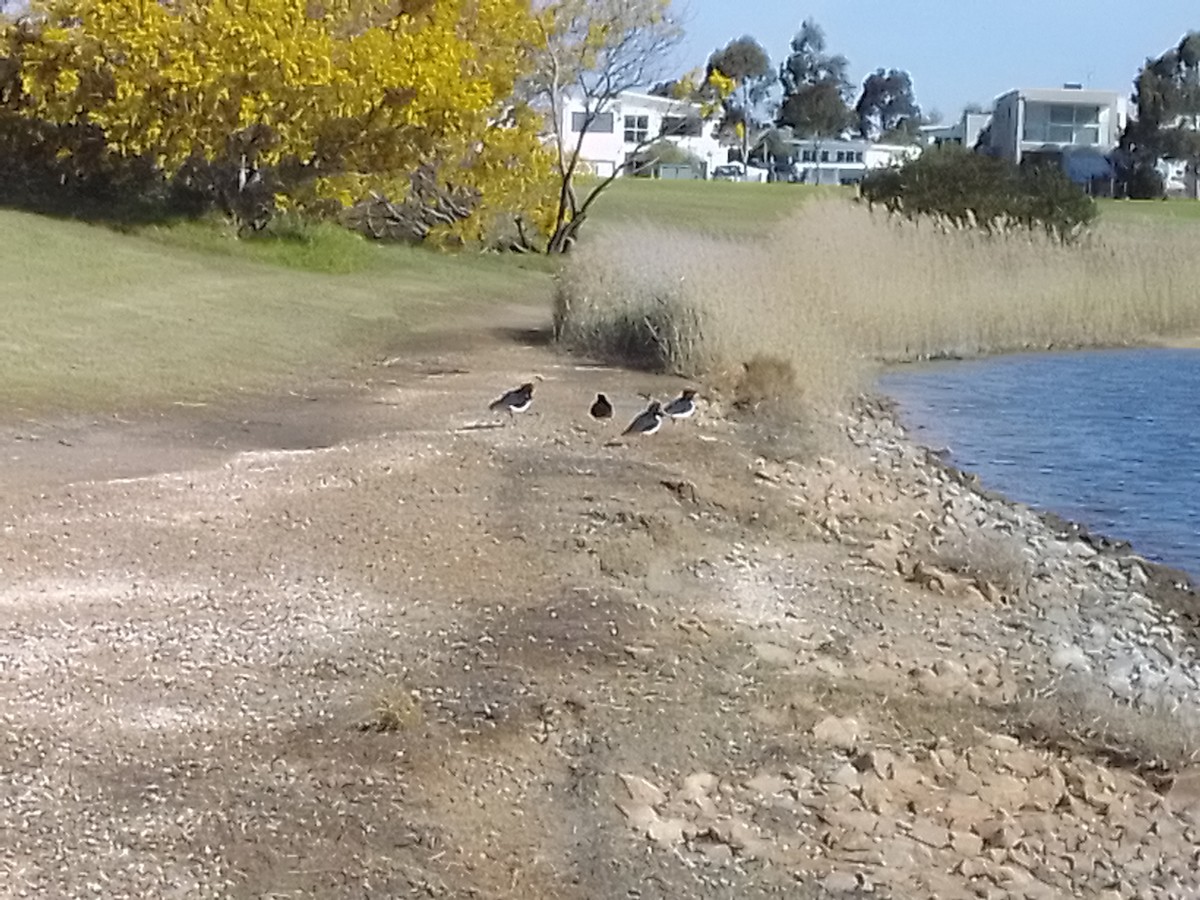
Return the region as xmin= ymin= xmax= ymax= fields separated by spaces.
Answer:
xmin=648 ymin=401 xmax=663 ymax=413
xmin=520 ymin=382 xmax=535 ymax=393
xmin=681 ymin=389 xmax=697 ymax=400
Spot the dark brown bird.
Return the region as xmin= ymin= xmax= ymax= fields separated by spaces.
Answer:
xmin=589 ymin=393 xmax=614 ymax=419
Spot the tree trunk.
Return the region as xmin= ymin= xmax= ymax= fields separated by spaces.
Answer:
xmin=547 ymin=212 xmax=587 ymax=254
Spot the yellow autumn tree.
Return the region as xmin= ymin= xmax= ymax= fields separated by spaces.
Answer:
xmin=3 ymin=0 xmax=556 ymax=241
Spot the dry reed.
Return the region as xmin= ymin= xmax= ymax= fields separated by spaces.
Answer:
xmin=555 ymin=199 xmax=1200 ymax=407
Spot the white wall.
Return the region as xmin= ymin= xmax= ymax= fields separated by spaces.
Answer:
xmin=557 ymin=91 xmax=723 ymax=177
xmin=986 ymin=88 xmax=1124 ymax=164
xmin=790 ymin=138 xmax=921 ymax=184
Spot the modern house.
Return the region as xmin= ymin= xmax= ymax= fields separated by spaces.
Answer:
xmin=555 ymin=90 xmax=724 ymax=179
xmin=788 ymin=138 xmax=922 ymax=185
xmin=979 ymin=85 xmax=1128 ymax=185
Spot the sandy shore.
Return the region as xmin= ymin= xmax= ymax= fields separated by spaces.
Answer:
xmin=2 ymin=328 xmax=1200 ymax=899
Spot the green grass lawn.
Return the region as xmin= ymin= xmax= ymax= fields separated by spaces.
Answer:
xmin=581 ymin=178 xmax=842 ymax=236
xmin=0 ymin=208 xmax=552 ymax=415
xmin=1098 ymin=197 xmax=1200 ymax=224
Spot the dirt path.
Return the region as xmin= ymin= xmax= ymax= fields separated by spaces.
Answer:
xmin=3 ymin=309 xmax=1200 ymax=899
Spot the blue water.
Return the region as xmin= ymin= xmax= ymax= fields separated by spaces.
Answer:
xmin=879 ymin=348 xmax=1200 ymax=578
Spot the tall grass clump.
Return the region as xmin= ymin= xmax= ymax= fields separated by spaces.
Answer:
xmin=798 ymin=201 xmax=1200 ymax=362
xmin=555 ymin=198 xmax=1200 ymax=408
xmin=553 ymin=224 xmax=865 ymax=408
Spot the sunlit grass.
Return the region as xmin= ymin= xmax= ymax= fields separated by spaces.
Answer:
xmin=1098 ymin=197 xmax=1200 ymax=225
xmin=580 ymin=177 xmax=846 ymax=236
xmin=0 ymin=208 xmax=550 ymax=415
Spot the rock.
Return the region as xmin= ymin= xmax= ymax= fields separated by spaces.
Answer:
xmin=699 ymin=841 xmax=734 ymax=866
xmin=753 ymin=643 xmax=796 ymax=666
xmin=951 ymin=830 xmax=984 ymax=857
xmin=1165 ymin=767 xmax=1200 ymax=820
xmin=957 ymin=857 xmax=989 ymax=879
xmin=977 ymin=773 xmax=1027 ymax=810
xmin=909 ymin=819 xmax=950 ymax=849
xmin=976 ymin=815 xmax=1024 ymax=849
xmin=1050 ymin=644 xmax=1090 ymax=672
xmin=854 ymin=749 xmax=896 ymax=779
xmin=1001 ymin=748 xmax=1046 ymax=780
xmin=616 ymin=801 xmax=659 ymax=832
xmin=895 ymin=838 xmax=942 ymax=875
xmin=620 ymin=773 xmax=666 ymax=808
xmin=709 ymin=818 xmax=772 ymax=860
xmin=887 ymin=759 xmax=929 ymax=798
xmin=679 ymin=771 xmax=717 ymax=802
xmin=743 ymin=772 xmax=790 ymax=797
xmin=954 ymin=769 xmax=984 ymax=796
xmin=984 ymin=733 xmax=1020 ymax=752
xmin=813 ymin=715 xmax=866 ymax=752
xmin=916 ymin=667 xmax=968 ymax=698
xmin=822 ymin=871 xmax=861 ymax=894
xmin=818 ymin=807 xmax=879 ymax=838
xmin=859 ymin=773 xmax=897 ymax=815
xmin=647 ymin=815 xmax=693 ymax=847
xmin=828 ymin=763 xmax=861 ymax=790
xmin=944 ymin=793 xmax=993 ymax=832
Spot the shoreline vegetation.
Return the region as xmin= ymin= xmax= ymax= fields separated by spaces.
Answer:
xmin=555 ymin=195 xmax=1200 ymax=413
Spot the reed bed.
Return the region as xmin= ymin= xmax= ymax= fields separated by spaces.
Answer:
xmin=555 ymin=199 xmax=1200 ymax=407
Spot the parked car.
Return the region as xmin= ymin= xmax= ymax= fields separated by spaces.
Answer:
xmin=712 ymin=164 xmax=744 ymax=181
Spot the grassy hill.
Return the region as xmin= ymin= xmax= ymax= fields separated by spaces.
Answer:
xmin=0 ymin=210 xmax=552 ymax=414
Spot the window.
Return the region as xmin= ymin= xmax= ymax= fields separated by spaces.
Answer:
xmin=801 ymin=149 xmax=816 ymax=162
xmin=1023 ymin=104 xmax=1103 ymax=145
xmin=820 ymin=150 xmax=829 ymax=162
xmin=855 ymin=151 xmax=864 ymax=162
xmin=624 ymin=114 xmax=650 ymax=143
xmin=662 ymin=115 xmax=702 ymax=137
xmin=835 ymin=150 xmax=847 ymax=163
xmin=571 ymin=111 xmax=614 ymax=133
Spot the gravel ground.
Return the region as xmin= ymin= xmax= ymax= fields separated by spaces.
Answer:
xmin=3 ymin=327 xmax=1200 ymax=899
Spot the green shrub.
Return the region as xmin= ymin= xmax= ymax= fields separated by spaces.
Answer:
xmin=861 ymin=146 xmax=1097 ymax=242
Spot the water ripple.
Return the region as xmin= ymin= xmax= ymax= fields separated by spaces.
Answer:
xmin=880 ymin=348 xmax=1200 ymax=578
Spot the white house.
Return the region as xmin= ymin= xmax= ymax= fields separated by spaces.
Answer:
xmin=556 ymin=90 xmax=724 ymax=178
xmin=980 ymin=85 xmax=1128 ymax=184
xmin=788 ymin=138 xmax=922 ymax=185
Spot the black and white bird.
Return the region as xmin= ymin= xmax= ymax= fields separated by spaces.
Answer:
xmin=663 ymin=388 xmax=698 ymax=420
xmin=489 ymin=381 xmax=535 ymax=420
xmin=622 ymin=401 xmax=664 ymax=436
xmin=589 ymin=393 xmax=614 ymax=420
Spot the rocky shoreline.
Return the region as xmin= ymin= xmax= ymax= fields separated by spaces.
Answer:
xmin=622 ymin=395 xmax=1200 ymax=898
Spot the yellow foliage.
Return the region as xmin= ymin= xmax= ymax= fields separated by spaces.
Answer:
xmin=5 ymin=0 xmax=556 ymax=239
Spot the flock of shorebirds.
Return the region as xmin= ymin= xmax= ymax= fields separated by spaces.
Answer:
xmin=487 ymin=380 xmax=697 ymax=436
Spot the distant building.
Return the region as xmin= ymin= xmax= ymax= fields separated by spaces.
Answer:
xmin=788 ymin=138 xmax=921 ymax=185
xmin=979 ymin=85 xmax=1128 ymax=187
xmin=919 ymin=112 xmax=993 ymax=151
xmin=555 ymin=90 xmax=723 ymax=179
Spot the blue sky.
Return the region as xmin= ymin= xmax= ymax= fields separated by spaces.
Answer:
xmin=672 ymin=1 xmax=1197 ymax=119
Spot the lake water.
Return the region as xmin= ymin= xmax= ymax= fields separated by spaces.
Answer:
xmin=879 ymin=348 xmax=1200 ymax=579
